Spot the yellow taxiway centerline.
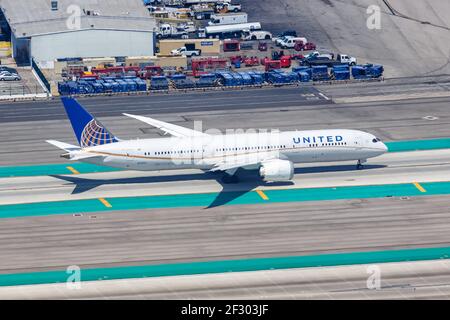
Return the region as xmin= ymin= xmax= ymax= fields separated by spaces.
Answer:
xmin=98 ymin=198 xmax=112 ymax=208
xmin=255 ymin=190 xmax=269 ymax=201
xmin=413 ymin=182 xmax=427 ymax=193
xmin=66 ymin=166 xmax=80 ymax=175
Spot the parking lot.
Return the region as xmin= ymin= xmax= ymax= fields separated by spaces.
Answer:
xmin=0 ymin=67 xmax=46 ymax=98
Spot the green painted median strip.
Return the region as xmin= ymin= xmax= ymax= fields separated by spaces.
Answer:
xmin=0 ymin=138 xmax=448 ymax=178
xmin=385 ymin=138 xmax=450 ymax=152
xmin=0 ymin=163 xmax=121 ymax=178
xmin=1 ymin=181 xmax=449 ymax=219
xmin=1 ymin=245 xmax=450 ymax=287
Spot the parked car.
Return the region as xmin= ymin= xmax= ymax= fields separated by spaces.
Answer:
xmin=294 ymin=41 xmax=316 ymax=51
xmin=0 ymin=66 xmax=17 ymax=74
xmin=0 ymin=71 xmax=21 ymax=81
xmin=170 ymin=46 xmax=201 ymax=57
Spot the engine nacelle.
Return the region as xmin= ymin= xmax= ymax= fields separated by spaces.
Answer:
xmin=259 ymin=159 xmax=294 ymax=182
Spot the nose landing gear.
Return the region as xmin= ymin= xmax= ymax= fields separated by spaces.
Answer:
xmin=357 ymin=159 xmax=367 ymax=170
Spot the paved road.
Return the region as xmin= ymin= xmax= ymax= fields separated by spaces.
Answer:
xmin=2 ymin=259 xmax=450 ymax=299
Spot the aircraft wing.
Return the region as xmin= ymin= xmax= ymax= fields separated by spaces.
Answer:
xmin=123 ymin=113 xmax=209 ymax=138
xmin=209 ymin=151 xmax=281 ymax=172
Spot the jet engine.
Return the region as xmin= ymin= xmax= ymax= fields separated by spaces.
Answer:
xmin=259 ymin=159 xmax=294 ymax=182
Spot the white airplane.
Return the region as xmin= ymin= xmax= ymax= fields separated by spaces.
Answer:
xmin=47 ymin=97 xmax=388 ymax=183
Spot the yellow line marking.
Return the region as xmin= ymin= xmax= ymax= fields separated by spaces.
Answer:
xmin=99 ymin=198 xmax=112 ymax=208
xmin=256 ymin=190 xmax=269 ymax=201
xmin=413 ymin=182 xmax=426 ymax=193
xmin=66 ymin=166 xmax=80 ymax=174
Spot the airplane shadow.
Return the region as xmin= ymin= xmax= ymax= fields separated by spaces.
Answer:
xmin=50 ymin=163 xmax=386 ymax=209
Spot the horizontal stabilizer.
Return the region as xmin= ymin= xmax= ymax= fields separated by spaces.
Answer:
xmin=46 ymin=140 xmax=80 ymax=152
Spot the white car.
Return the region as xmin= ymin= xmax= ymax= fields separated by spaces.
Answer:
xmin=242 ymin=30 xmax=272 ymax=41
xmin=0 ymin=71 xmax=21 ymax=81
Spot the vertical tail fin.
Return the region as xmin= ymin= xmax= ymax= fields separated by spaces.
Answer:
xmin=61 ymin=97 xmax=119 ymax=148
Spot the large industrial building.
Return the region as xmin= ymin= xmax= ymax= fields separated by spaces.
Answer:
xmin=0 ymin=0 xmax=156 ymax=67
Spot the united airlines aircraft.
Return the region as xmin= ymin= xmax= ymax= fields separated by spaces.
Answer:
xmin=47 ymin=98 xmax=388 ymax=183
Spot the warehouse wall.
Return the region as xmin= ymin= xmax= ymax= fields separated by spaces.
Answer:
xmin=158 ymin=39 xmax=220 ymax=55
xmin=31 ymin=29 xmax=154 ymax=64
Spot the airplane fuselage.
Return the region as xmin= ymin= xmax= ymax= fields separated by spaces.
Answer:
xmin=79 ymin=129 xmax=388 ymax=171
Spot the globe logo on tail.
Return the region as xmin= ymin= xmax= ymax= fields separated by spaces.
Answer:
xmin=80 ymin=119 xmax=117 ymax=147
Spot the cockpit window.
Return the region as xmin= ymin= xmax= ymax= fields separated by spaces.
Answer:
xmin=372 ymin=138 xmax=381 ymax=143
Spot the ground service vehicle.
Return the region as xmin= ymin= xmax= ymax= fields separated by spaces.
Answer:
xmin=274 ymin=35 xmax=292 ymax=46
xmin=208 ymin=12 xmax=247 ymax=25
xmin=171 ymin=46 xmax=202 ymax=57
xmin=336 ymin=54 xmax=357 ymax=65
xmin=294 ymin=41 xmax=316 ymax=51
xmin=203 ymin=22 xmax=261 ymax=39
xmin=242 ymin=30 xmax=272 ymax=40
xmin=156 ymin=23 xmax=189 ymax=39
xmin=279 ymin=37 xmax=308 ymax=49
xmin=215 ymin=2 xmax=242 ymax=12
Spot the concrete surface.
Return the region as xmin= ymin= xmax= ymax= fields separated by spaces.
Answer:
xmin=1 ymin=259 xmax=450 ymax=299
xmin=0 ymin=88 xmax=450 ymax=165
xmin=242 ymin=0 xmax=450 ymax=78
xmin=0 ymin=149 xmax=449 ymax=205
xmin=1 ymin=194 xmax=450 ymax=274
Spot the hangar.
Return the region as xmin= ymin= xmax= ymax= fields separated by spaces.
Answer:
xmin=0 ymin=0 xmax=156 ymax=67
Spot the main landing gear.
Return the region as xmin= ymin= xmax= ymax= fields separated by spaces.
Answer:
xmin=356 ymin=159 xmax=367 ymax=170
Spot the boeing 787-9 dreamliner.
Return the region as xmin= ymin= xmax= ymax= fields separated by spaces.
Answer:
xmin=47 ymin=97 xmax=388 ymax=183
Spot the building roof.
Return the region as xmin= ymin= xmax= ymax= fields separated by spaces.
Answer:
xmin=0 ymin=0 xmax=156 ymax=38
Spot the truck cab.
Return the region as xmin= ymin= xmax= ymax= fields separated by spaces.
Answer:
xmin=279 ymin=37 xmax=307 ymax=49
xmin=337 ymin=54 xmax=357 ymax=65
xmin=306 ymin=51 xmax=334 ymax=60
xmin=216 ymin=2 xmax=241 ymax=13
xmin=242 ymin=30 xmax=272 ymax=41
xmin=156 ymin=23 xmax=189 ymax=39
xmin=170 ymin=46 xmax=201 ymax=57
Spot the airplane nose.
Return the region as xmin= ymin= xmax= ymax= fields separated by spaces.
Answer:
xmin=381 ymin=142 xmax=388 ymax=153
